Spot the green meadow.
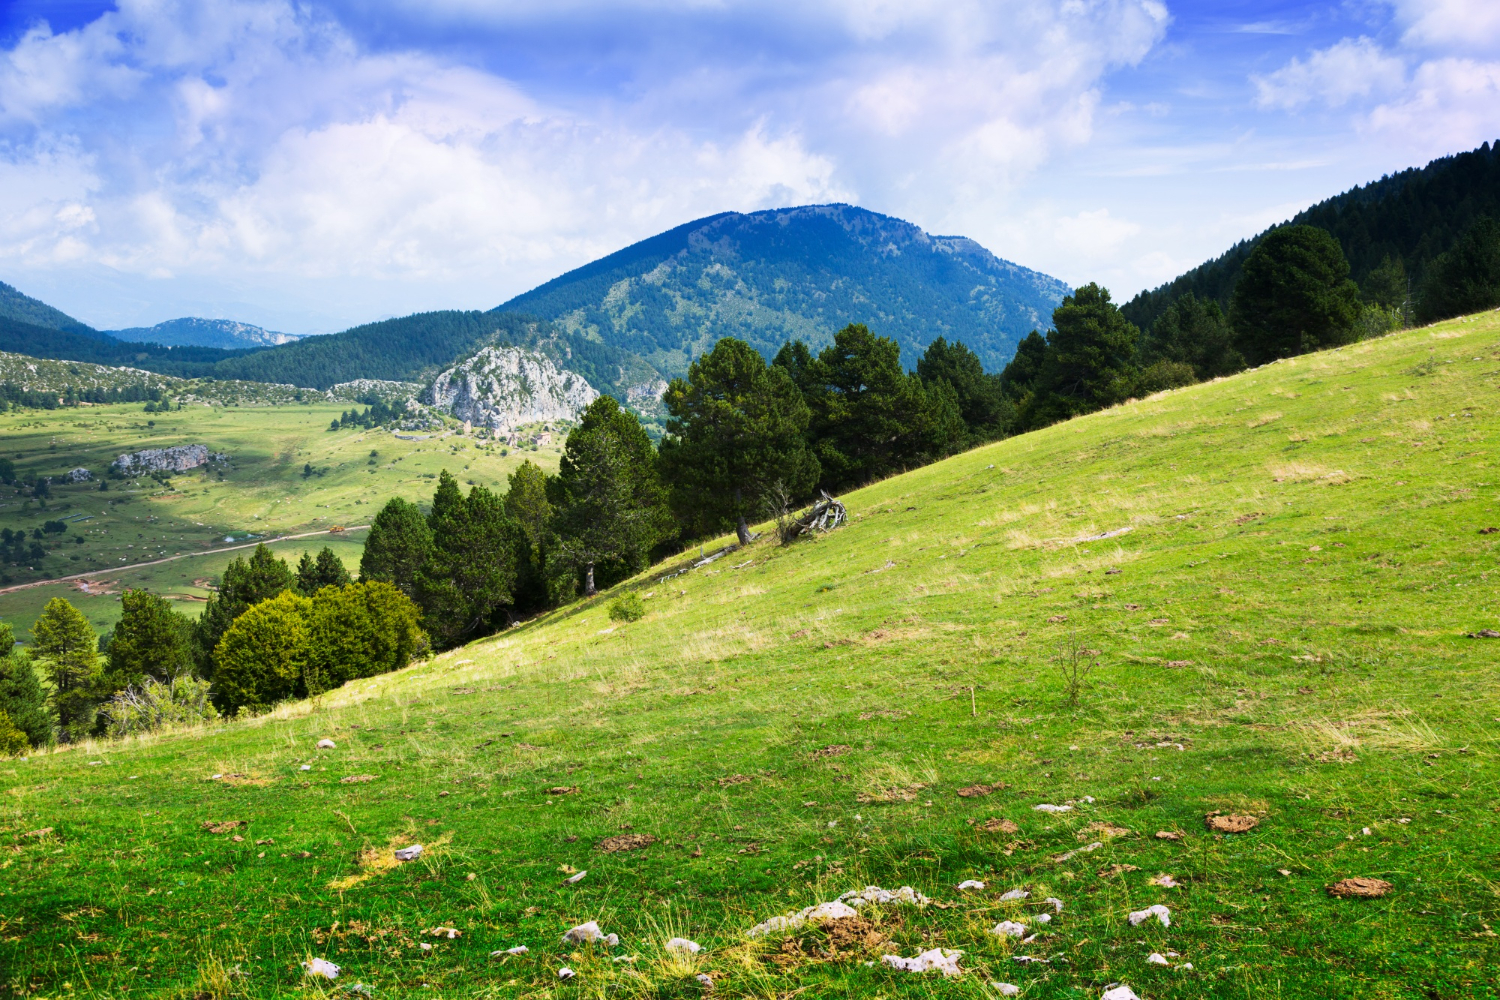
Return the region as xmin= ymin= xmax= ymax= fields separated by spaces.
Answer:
xmin=3 ymin=312 xmax=1500 ymax=999
xmin=0 ymin=402 xmax=563 ymax=638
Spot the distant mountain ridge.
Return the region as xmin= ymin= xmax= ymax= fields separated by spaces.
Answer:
xmin=104 ymin=318 xmax=303 ymax=349
xmin=1122 ymin=140 xmax=1500 ymax=332
xmin=501 ymin=204 xmax=1071 ymax=372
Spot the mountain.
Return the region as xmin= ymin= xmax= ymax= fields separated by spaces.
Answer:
xmin=423 ymin=345 xmax=600 ymax=432
xmin=500 ymin=204 xmax=1072 ymax=372
xmin=104 ymin=317 xmax=303 ymax=349
xmin=0 ymin=314 xmax=249 ymax=378
xmin=1122 ymin=140 xmax=1500 ymax=332
xmin=0 ymin=280 xmax=109 ymax=339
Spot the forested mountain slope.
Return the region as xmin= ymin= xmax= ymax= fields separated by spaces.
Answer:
xmin=1123 ymin=140 xmax=1500 ymax=331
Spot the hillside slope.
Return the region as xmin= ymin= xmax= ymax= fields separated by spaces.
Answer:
xmin=501 ymin=204 xmax=1072 ymax=373
xmin=105 ymin=318 xmax=304 ymax=349
xmin=1123 ymin=140 xmax=1500 ymax=331
xmin=4 ymin=312 xmax=1500 ymax=998
xmin=0 ymin=279 xmax=100 ymax=338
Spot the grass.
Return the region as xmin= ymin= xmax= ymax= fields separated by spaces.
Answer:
xmin=0 ymin=402 xmax=563 ymax=638
xmin=4 ymin=311 xmax=1500 ymax=998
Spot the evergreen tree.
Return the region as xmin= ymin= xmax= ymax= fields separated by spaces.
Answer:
xmin=296 ymin=547 xmax=352 ymax=596
xmin=359 ymin=498 xmax=432 ymax=598
xmin=789 ymin=324 xmax=965 ymax=491
xmin=1140 ymin=293 xmax=1245 ymax=380
xmin=211 ymin=591 xmax=310 ymax=714
xmin=1417 ymin=216 xmax=1500 ymax=323
xmin=1019 ymin=284 xmax=1140 ymax=430
xmin=660 ymin=337 xmax=820 ymax=544
xmin=107 ymin=590 xmax=193 ymax=689
xmin=302 ymin=582 xmax=426 ymax=695
xmin=916 ymin=336 xmax=1013 ymax=441
xmin=503 ymin=461 xmax=553 ymax=612
xmin=1361 ymin=255 xmax=1409 ymax=312
xmin=32 ymin=597 xmax=99 ymax=742
xmin=192 ymin=544 xmax=294 ymax=677
xmin=999 ymin=330 xmax=1049 ymax=404
xmin=1230 ymin=224 xmax=1361 ymax=365
xmin=415 ymin=472 xmax=523 ymax=646
xmin=0 ymin=623 xmax=51 ymax=748
xmin=550 ymin=396 xmax=674 ymax=597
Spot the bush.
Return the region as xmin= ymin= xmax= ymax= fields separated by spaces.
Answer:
xmin=0 ymin=709 xmax=29 ymax=757
xmin=212 ymin=591 xmax=310 ymax=714
xmin=101 ymin=676 xmax=219 ymax=737
xmin=1134 ymin=360 xmax=1198 ymax=396
xmin=608 ymin=593 xmax=646 ymax=623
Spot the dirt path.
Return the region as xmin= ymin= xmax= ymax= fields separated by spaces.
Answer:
xmin=0 ymin=526 xmax=370 ymax=596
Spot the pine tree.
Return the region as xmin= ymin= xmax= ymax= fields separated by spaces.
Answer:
xmin=504 ymin=461 xmax=553 ymax=612
xmin=999 ymin=330 xmax=1049 ymax=404
xmin=660 ymin=337 xmax=820 ymax=545
xmin=107 ymin=590 xmax=194 ymax=689
xmin=1021 ymin=284 xmax=1140 ymax=430
xmin=296 ymin=547 xmax=352 ymax=596
xmin=550 ymin=397 xmax=674 ymax=597
xmin=32 ymin=597 xmax=99 ymax=741
xmin=1417 ymin=217 xmax=1500 ymax=323
xmin=415 ymin=472 xmax=522 ymax=646
xmin=359 ymin=498 xmax=432 ymax=598
xmin=1230 ymin=224 xmax=1361 ymax=365
xmin=0 ymin=622 xmax=51 ymax=748
xmin=192 ymin=544 xmax=294 ymax=677
xmin=1140 ymin=293 xmax=1245 ymax=380
xmin=916 ymin=336 xmax=1013 ymax=442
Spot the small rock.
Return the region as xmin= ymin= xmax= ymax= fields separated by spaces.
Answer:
xmin=1045 ymin=897 xmax=1064 ymax=913
xmin=1327 ymin=877 xmax=1392 ymax=899
xmin=991 ymin=920 xmax=1027 ymax=938
xmin=666 ymin=937 xmax=702 ymax=954
xmin=999 ymin=889 xmax=1029 ymax=901
xmin=302 ymin=958 xmax=340 ymax=979
xmin=394 ymin=844 xmax=424 ymax=862
xmin=300 ymin=765 xmax=312 ymax=771
xmin=1011 ymin=955 xmax=1049 ymax=964
xmin=317 ymin=739 xmax=336 ymax=749
xmin=1147 ymin=952 xmax=1168 ymax=965
xmin=993 ymin=983 xmax=1021 ymax=996
xmin=419 ymin=943 xmax=432 ymax=951
xmin=491 ymin=946 xmax=527 ymax=957
xmin=1033 ymin=803 xmax=1072 ymax=813
xmin=957 ymin=879 xmax=986 ymax=890
xmin=1101 ymin=987 xmax=1140 ymax=1000
xmin=1128 ymin=904 xmax=1171 ymax=927
xmin=563 ymin=921 xmax=608 ymax=944
xmin=695 ymin=973 xmax=715 ymax=990
xmin=1155 ymin=830 xmax=1183 ymax=841
xmin=881 ymin=948 xmax=963 ymax=976
xmin=558 ymin=967 xmax=575 ymax=980
xmin=563 ymin=870 xmax=587 ymax=884
xmin=1150 ymin=874 xmax=1181 ymax=888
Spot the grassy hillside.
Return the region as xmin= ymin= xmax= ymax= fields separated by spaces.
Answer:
xmin=0 ymin=402 xmax=564 ymax=638
xmin=4 ymin=310 xmax=1500 ymax=999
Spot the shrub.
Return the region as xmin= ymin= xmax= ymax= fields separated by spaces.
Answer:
xmin=303 ymin=581 xmax=426 ymax=695
xmin=1134 ymin=360 xmax=1198 ymax=396
xmin=608 ymin=593 xmax=646 ymax=623
xmin=101 ymin=676 xmax=219 ymax=737
xmin=0 ymin=709 xmax=29 ymax=757
xmin=212 ymin=591 xmax=310 ymax=714
xmin=0 ymin=623 xmax=52 ymax=748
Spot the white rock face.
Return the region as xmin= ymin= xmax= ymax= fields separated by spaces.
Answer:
xmin=424 ymin=346 xmax=598 ymax=432
xmin=111 ymin=444 xmax=223 ymax=476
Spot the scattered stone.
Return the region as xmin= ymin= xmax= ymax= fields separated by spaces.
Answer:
xmin=999 ymin=889 xmax=1030 ymax=901
xmin=1147 ymin=952 xmax=1168 ymax=965
xmin=426 ymin=926 xmax=461 ymax=939
xmin=1035 ymin=913 xmax=1052 ymax=924
xmin=1150 ymin=874 xmax=1182 ymax=888
xmin=1155 ymin=830 xmax=1183 ymax=841
xmin=881 ymin=948 xmax=963 ymax=976
xmin=563 ymin=870 xmax=587 ymax=885
xmin=1033 ymin=804 xmax=1073 ymax=814
xmin=1053 ymin=842 xmax=1102 ymax=862
xmin=666 ymin=937 xmax=702 ymax=954
xmin=1327 ymin=877 xmax=1392 ymax=899
xmin=1101 ymin=987 xmax=1140 ymax=1000
xmin=1045 ymin=897 xmax=1064 ymax=913
xmin=302 ymin=958 xmax=340 ymax=979
xmin=1467 ymin=629 xmax=1500 ymax=638
xmin=838 ymin=885 xmax=931 ymax=908
xmin=1279 ymin=869 xmax=1292 ymax=877
xmin=957 ymin=879 xmax=986 ymax=891
xmin=991 ymin=920 xmax=1026 ymax=938
xmin=393 ymin=844 xmax=424 ymax=862
xmin=300 ymin=765 xmax=312 ymax=771
xmin=563 ymin=921 xmax=609 ymax=944
xmin=558 ymin=967 xmax=575 ymax=980
xmin=1128 ymin=904 xmax=1171 ymax=927
xmin=747 ymin=899 xmax=859 ymax=937
xmin=491 ymin=946 xmax=527 ymax=957
xmin=1205 ymin=812 xmax=1258 ymax=833
xmin=993 ymin=984 xmax=1021 ymax=996
xmin=1011 ymin=955 xmax=1049 ymax=964
xmin=695 ymin=972 xmax=715 ymax=990
xmin=340 ymin=775 xmax=377 ymax=784
xmin=317 ymin=739 xmax=336 ymax=749
xmin=597 ymin=834 xmax=656 ymax=852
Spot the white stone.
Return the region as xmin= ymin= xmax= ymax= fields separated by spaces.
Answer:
xmin=302 ymin=958 xmax=340 ymax=979
xmin=880 ymin=948 xmax=963 ymax=976
xmin=563 ymin=921 xmax=607 ymax=944
xmin=991 ymin=921 xmax=1027 ymax=938
xmin=394 ymin=844 xmax=424 ymax=862
xmin=1033 ymin=803 xmax=1072 ymax=813
xmin=317 ymin=739 xmax=336 ymax=749
xmin=1128 ymin=904 xmax=1171 ymax=927
xmin=1101 ymin=987 xmax=1141 ymax=1000
xmin=1147 ymin=952 xmax=1168 ymax=965
xmin=558 ymin=967 xmax=575 ymax=980
xmin=957 ymin=879 xmax=986 ymax=890
xmin=992 ymin=984 xmax=1021 ymax=996
xmin=999 ymin=889 xmax=1029 ymax=901
xmin=666 ymin=937 xmax=702 ymax=954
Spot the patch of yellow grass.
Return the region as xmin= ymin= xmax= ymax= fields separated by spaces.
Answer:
xmin=1247 ymin=411 xmax=1282 ymax=428
xmin=329 ymin=830 xmax=452 ymax=891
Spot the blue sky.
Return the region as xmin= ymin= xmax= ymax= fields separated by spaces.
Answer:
xmin=0 ymin=0 xmax=1497 ymax=335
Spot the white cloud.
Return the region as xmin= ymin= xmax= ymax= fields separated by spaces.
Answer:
xmin=1392 ymin=0 xmax=1500 ymax=53
xmin=1366 ymin=57 xmax=1500 ymax=150
xmin=1253 ymin=37 xmax=1406 ymax=110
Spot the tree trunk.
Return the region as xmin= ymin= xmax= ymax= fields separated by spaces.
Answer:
xmin=584 ymin=561 xmax=596 ymax=596
xmin=734 ymin=485 xmax=750 ymax=546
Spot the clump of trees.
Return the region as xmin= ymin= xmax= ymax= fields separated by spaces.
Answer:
xmin=330 ymin=398 xmax=402 ymax=431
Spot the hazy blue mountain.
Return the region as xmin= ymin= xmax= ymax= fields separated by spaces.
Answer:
xmin=0 ymin=280 xmax=105 ymax=339
xmin=105 ymin=317 xmax=304 ymax=349
xmin=500 ymin=204 xmax=1072 ymax=372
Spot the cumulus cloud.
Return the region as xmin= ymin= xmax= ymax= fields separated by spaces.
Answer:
xmin=1391 ymin=0 xmax=1500 ymax=53
xmin=0 ymin=0 xmax=1171 ymax=328
xmin=1253 ymin=37 xmax=1406 ymax=110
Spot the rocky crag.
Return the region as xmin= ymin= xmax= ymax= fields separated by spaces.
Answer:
xmin=423 ymin=346 xmax=598 ymax=432
xmin=111 ymin=445 xmax=225 ymax=477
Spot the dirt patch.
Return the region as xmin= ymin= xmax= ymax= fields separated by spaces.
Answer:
xmin=220 ymin=774 xmax=270 ymax=787
xmin=546 ymin=786 xmax=578 ymax=795
xmin=1165 ymin=660 xmax=1193 ymax=668
xmin=201 ymin=820 xmax=245 ymax=835
xmin=1155 ymin=831 xmax=1183 ymax=841
xmin=1233 ymin=512 xmax=1264 ymax=525
xmin=1205 ymin=813 xmax=1259 ymax=833
xmin=769 ymin=916 xmax=889 ymax=967
xmin=340 ymin=775 xmax=377 ymax=784
xmin=717 ymin=774 xmax=752 ymax=787
xmin=956 ymin=782 xmax=1009 ymax=798
xmin=1098 ymin=863 xmax=1141 ymax=878
xmin=1082 ymin=822 xmax=1131 ymax=840
xmin=970 ymin=817 xmax=1019 ymax=834
xmin=1327 ymin=877 xmax=1392 ymax=899
xmin=856 ymin=784 xmax=925 ymax=804
xmin=1467 ymin=629 xmax=1500 ymax=639
xmin=596 ymin=834 xmax=656 ymax=853
xmin=812 ymin=745 xmax=852 ymax=759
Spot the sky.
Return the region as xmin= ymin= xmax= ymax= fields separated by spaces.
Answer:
xmin=0 ymin=0 xmax=1497 ymax=335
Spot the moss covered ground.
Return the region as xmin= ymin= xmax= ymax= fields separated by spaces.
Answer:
xmin=3 ymin=312 xmax=1500 ymax=998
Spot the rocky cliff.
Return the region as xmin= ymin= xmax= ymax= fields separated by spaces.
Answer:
xmin=423 ymin=346 xmax=599 ymax=432
xmin=111 ymin=445 xmax=225 ymax=476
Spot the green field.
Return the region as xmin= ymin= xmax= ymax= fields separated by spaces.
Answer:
xmin=0 ymin=402 xmax=563 ymax=638
xmin=4 ymin=312 xmax=1500 ymax=998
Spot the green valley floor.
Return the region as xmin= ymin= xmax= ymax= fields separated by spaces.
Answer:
xmin=4 ymin=312 xmax=1500 ymax=999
